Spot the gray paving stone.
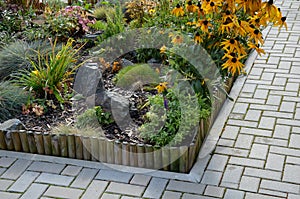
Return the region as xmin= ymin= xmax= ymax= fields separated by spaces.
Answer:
xmin=121 ymin=196 xmax=141 ymax=199
xmin=288 ymin=193 xmax=300 ymax=199
xmin=1 ymin=159 xmax=32 ymax=180
xmin=224 ymin=189 xmax=245 ymax=199
xmin=101 ymin=193 xmax=121 ymax=199
xmin=8 ymin=171 xmax=40 ymax=192
xmin=95 ymin=169 xmax=133 ymax=183
xmin=20 ymin=183 xmax=48 ymax=199
xmin=232 ymin=103 xmax=249 ymax=114
xmin=70 ymin=168 xmax=98 ymax=189
xmin=27 ymin=162 xmax=65 ymax=174
xmin=240 ymin=127 xmax=272 ymax=137
xmin=222 ymin=165 xmax=243 ymax=184
xmin=0 ymin=191 xmax=21 ymax=199
xmin=259 ymin=189 xmax=287 ymax=198
xmin=81 ymin=180 xmax=108 ymax=199
xmin=244 ymin=167 xmax=281 ymax=180
xmin=215 ymin=146 xmax=249 ymax=157
xmin=201 ymin=171 xmax=223 ymax=186
xmin=167 ymin=180 xmax=205 ymax=194
xmin=258 ymin=117 xmax=276 ymax=130
xmin=263 ymin=178 xmax=300 ymax=195
xmin=0 ymin=157 xmax=16 ymax=167
xmin=229 ymin=157 xmax=265 ymax=168
xmin=162 ymin=191 xmax=182 ymax=199
xmin=289 ymin=134 xmax=300 ymax=148
xmin=204 ymin=186 xmax=225 ymax=198
xmin=274 ymin=125 xmax=291 ymax=139
xmin=221 ymin=126 xmax=240 ymax=140
xmin=0 ymin=179 xmax=13 ymax=191
xmin=44 ymin=186 xmax=84 ymax=199
xmin=35 ymin=173 xmax=74 ymax=186
xmin=254 ymin=89 xmax=269 ymax=99
xmin=0 ymin=167 xmax=6 ymax=176
xmin=182 ymin=193 xmax=207 ymax=199
xmin=242 ymin=84 xmax=257 ymax=93
xmin=227 ymin=119 xmax=257 ymax=128
xmin=270 ymin=146 xmax=300 ymax=157
xmin=143 ymin=177 xmax=168 ymax=199
xmin=286 ymin=82 xmax=299 ymax=92
xmin=207 ymin=154 xmax=228 ymax=172
xmin=130 ymin=174 xmax=151 ymax=186
xmin=106 ymin=182 xmax=145 ymax=197
xmin=255 ymin=136 xmax=288 ymax=147
xmin=249 ymin=144 xmax=269 ymax=159
xmin=245 ymin=110 xmax=261 ymax=121
xmin=217 ymin=138 xmax=235 ymax=147
xmin=283 ymin=164 xmax=300 ymax=184
xmin=280 ymin=101 xmax=296 ymax=112
xmin=239 ymin=176 xmax=260 ymax=192
xmin=273 ymin=77 xmax=287 ymax=86
xmin=245 ymin=192 xmax=283 ymax=199
xmin=61 ymin=165 xmax=82 ymax=176
xmin=234 ymin=134 xmax=254 ymax=149
xmin=266 ymin=153 xmax=285 ymax=171
xmin=266 ymin=95 xmax=282 ymax=106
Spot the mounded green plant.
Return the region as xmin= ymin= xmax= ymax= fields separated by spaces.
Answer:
xmin=114 ymin=64 xmax=160 ymax=89
xmin=93 ymin=6 xmax=115 ymax=21
xmin=0 ymin=81 xmax=29 ymax=122
xmin=53 ymin=124 xmax=105 ymax=138
xmin=14 ymin=38 xmax=84 ymax=104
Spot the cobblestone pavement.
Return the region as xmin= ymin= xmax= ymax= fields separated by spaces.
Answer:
xmin=0 ymin=0 xmax=300 ymax=198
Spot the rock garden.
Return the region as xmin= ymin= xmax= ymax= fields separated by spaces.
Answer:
xmin=0 ymin=0 xmax=287 ymax=172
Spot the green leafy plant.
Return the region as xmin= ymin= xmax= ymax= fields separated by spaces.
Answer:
xmin=139 ymin=88 xmax=202 ymax=147
xmin=15 ymin=38 xmax=84 ymax=104
xmin=76 ymin=106 xmax=113 ymax=129
xmin=53 ymin=124 xmax=104 ymax=138
xmin=0 ymin=81 xmax=29 ymax=122
xmin=92 ymin=6 xmax=115 ymax=21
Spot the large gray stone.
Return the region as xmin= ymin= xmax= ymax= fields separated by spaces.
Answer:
xmin=0 ymin=119 xmax=25 ymax=131
xmin=74 ymin=63 xmax=104 ymax=97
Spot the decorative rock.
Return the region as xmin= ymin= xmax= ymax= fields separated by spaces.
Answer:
xmin=0 ymin=119 xmax=26 ymax=131
xmin=120 ymin=59 xmax=134 ymax=67
xmin=73 ymin=63 xmax=104 ymax=97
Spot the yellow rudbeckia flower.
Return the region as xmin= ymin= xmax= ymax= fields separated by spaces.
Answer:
xmin=156 ymin=82 xmax=168 ymax=93
xmin=172 ymin=4 xmax=184 ymax=17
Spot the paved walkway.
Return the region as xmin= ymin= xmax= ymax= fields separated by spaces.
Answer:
xmin=0 ymin=0 xmax=300 ymax=198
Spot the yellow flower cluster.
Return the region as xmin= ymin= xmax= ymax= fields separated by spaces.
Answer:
xmin=169 ymin=0 xmax=287 ymax=76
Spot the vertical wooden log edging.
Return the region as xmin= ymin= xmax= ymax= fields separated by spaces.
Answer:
xmin=67 ymin=134 xmax=76 ymax=158
xmin=82 ymin=136 xmax=91 ymax=161
xmin=106 ymin=139 xmax=114 ymax=164
xmin=51 ymin=134 xmax=60 ymax=156
xmin=129 ymin=143 xmax=138 ymax=167
xmin=162 ymin=146 xmax=170 ymax=171
xmin=34 ymin=132 xmax=44 ymax=154
xmin=27 ymin=131 xmax=37 ymax=153
xmin=4 ymin=130 xmax=14 ymax=150
xmin=145 ymin=144 xmax=154 ymax=169
xmin=179 ymin=146 xmax=189 ymax=173
xmin=11 ymin=131 xmax=22 ymax=152
xmin=75 ymin=135 xmax=83 ymax=160
xmin=170 ymin=146 xmax=180 ymax=172
xmin=114 ymin=140 xmax=122 ymax=165
xmin=0 ymin=130 xmax=7 ymax=150
xmin=188 ymin=143 xmax=196 ymax=171
xmin=43 ymin=132 xmax=52 ymax=155
xmin=18 ymin=130 xmax=29 ymax=152
xmin=153 ymin=146 xmax=162 ymax=170
xmin=137 ymin=144 xmax=145 ymax=168
xmin=59 ymin=134 xmax=68 ymax=157
xmin=122 ymin=141 xmax=130 ymax=166
xmin=90 ymin=137 xmax=99 ymax=161
xmin=98 ymin=137 xmax=107 ymax=163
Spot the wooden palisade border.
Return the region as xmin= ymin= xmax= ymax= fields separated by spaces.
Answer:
xmin=0 ymin=77 xmax=233 ymax=173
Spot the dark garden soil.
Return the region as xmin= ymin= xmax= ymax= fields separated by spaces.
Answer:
xmin=16 ymin=61 xmax=153 ymax=144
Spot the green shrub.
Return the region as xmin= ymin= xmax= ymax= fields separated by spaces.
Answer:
xmin=139 ymin=88 xmax=203 ymax=147
xmin=0 ymin=81 xmax=28 ymax=122
xmin=53 ymin=124 xmax=104 ymax=138
xmin=93 ymin=6 xmax=115 ymax=21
